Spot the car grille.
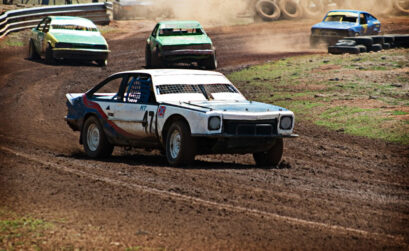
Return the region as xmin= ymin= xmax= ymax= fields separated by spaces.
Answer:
xmin=55 ymin=43 xmax=107 ymax=50
xmin=314 ymin=29 xmax=349 ymax=37
xmin=223 ymin=119 xmax=278 ymax=136
xmin=162 ymin=44 xmax=211 ymax=51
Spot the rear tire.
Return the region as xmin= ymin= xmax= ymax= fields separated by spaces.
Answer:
xmin=205 ymin=54 xmax=217 ymax=70
xmin=82 ymin=116 xmax=114 ymax=158
xmin=28 ymin=39 xmax=40 ymax=59
xmin=165 ymin=120 xmax=196 ymax=166
xmin=145 ymin=45 xmax=152 ymax=68
xmin=253 ymin=138 xmax=283 ymax=167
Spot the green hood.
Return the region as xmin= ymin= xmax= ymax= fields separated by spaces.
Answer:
xmin=158 ymin=35 xmax=212 ymax=46
xmin=50 ymin=30 xmax=107 ymax=45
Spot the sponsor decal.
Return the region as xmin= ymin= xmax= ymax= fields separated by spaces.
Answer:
xmin=158 ymin=105 xmax=166 ymax=117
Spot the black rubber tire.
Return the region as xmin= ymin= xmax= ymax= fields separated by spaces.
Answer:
xmin=383 ymin=35 xmax=395 ymax=44
xmin=300 ymin=0 xmax=324 ymax=17
xmin=253 ymin=138 xmax=283 ymax=167
xmin=394 ymin=34 xmax=409 ymax=48
xmin=335 ymin=40 xmax=357 ymax=46
xmin=45 ymin=44 xmax=55 ymax=65
xmin=328 ymin=45 xmax=360 ymax=55
xmin=205 ymin=54 xmax=218 ymax=70
xmin=382 ymin=42 xmax=391 ymax=49
xmin=370 ymin=35 xmax=385 ymax=45
xmin=356 ymin=45 xmax=367 ymax=53
xmin=279 ymin=0 xmax=303 ymax=19
xmin=97 ymin=59 xmax=107 ymax=67
xmin=82 ymin=116 xmax=114 ymax=158
xmin=369 ymin=44 xmax=383 ymax=52
xmin=28 ymin=39 xmax=40 ymax=60
xmin=150 ymin=47 xmax=162 ymax=68
xmin=145 ymin=45 xmax=152 ymax=68
xmin=165 ymin=120 xmax=196 ymax=166
xmin=255 ymin=0 xmax=281 ymax=21
xmin=343 ymin=36 xmax=373 ymax=47
xmin=394 ymin=0 xmax=409 ymax=14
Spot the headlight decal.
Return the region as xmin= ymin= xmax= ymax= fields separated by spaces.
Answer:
xmin=279 ymin=116 xmax=293 ymax=130
xmin=208 ymin=116 xmax=221 ymax=130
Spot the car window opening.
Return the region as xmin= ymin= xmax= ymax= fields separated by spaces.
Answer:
xmin=159 ymin=28 xmax=204 ymax=36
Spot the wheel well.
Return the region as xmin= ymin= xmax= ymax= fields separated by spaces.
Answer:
xmin=161 ymin=115 xmax=191 ymax=145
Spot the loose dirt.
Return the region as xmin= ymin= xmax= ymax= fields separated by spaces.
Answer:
xmin=1 ymin=17 xmax=409 ymax=250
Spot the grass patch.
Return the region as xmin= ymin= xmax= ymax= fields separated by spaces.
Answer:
xmin=228 ymin=49 xmax=409 ymax=144
xmin=0 ymin=207 xmax=53 ymax=250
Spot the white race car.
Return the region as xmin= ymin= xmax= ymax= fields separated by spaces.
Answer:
xmin=65 ymin=69 xmax=297 ymax=166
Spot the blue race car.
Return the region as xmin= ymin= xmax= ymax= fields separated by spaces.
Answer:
xmin=310 ymin=10 xmax=381 ymax=47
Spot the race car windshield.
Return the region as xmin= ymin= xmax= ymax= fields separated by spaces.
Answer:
xmin=51 ymin=24 xmax=98 ymax=32
xmin=159 ymin=28 xmax=204 ymax=36
xmin=325 ymin=15 xmax=357 ymax=23
xmin=156 ymin=84 xmax=244 ymax=101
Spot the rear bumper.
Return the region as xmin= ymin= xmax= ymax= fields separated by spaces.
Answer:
xmin=160 ymin=49 xmax=214 ymax=61
xmin=53 ymin=48 xmax=109 ymax=61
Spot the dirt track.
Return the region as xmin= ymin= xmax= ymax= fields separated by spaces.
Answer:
xmin=1 ymin=17 xmax=409 ymax=249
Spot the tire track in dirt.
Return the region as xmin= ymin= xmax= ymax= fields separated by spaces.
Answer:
xmin=1 ymin=145 xmax=405 ymax=246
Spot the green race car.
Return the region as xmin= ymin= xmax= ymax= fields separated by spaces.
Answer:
xmin=145 ymin=21 xmax=217 ymax=70
xmin=28 ymin=16 xmax=110 ymax=66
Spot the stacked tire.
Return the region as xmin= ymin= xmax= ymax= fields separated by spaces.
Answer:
xmin=328 ymin=34 xmax=409 ymax=55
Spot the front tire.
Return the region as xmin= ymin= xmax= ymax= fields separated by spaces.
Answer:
xmin=82 ymin=116 xmax=114 ymax=158
xmin=28 ymin=39 xmax=40 ymax=59
xmin=253 ymin=138 xmax=283 ymax=167
xmin=145 ymin=45 xmax=152 ymax=68
xmin=165 ymin=121 xmax=196 ymax=166
xmin=205 ymin=54 xmax=217 ymax=70
xmin=45 ymin=44 xmax=55 ymax=65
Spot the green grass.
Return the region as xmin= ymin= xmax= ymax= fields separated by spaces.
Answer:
xmin=228 ymin=49 xmax=409 ymax=144
xmin=0 ymin=207 xmax=53 ymax=250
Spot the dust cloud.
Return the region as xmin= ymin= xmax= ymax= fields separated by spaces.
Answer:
xmin=142 ymin=0 xmax=249 ymax=25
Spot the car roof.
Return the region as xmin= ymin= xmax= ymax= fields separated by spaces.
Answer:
xmin=48 ymin=16 xmax=96 ymax=27
xmin=158 ymin=20 xmax=202 ymax=29
xmin=109 ymin=69 xmax=230 ymax=85
xmin=327 ymin=9 xmax=369 ymax=15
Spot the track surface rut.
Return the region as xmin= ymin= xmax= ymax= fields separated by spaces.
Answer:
xmin=1 ymin=18 xmax=409 ymax=249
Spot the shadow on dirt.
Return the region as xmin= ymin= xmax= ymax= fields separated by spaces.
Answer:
xmin=61 ymin=150 xmax=291 ymax=170
xmin=25 ymin=57 xmax=103 ymax=67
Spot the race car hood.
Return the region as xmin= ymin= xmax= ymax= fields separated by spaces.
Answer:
xmin=182 ymin=100 xmax=288 ymax=113
xmin=157 ymin=35 xmax=212 ymax=46
xmin=50 ymin=30 xmax=107 ymax=45
xmin=312 ymin=21 xmax=357 ymax=30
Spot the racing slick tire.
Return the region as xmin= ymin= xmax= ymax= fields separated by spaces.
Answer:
xmin=394 ymin=0 xmax=409 ymax=14
xmin=328 ymin=45 xmax=360 ymax=55
xmin=165 ymin=120 xmax=196 ymax=166
xmin=253 ymin=138 xmax=283 ymax=167
xmin=279 ymin=0 xmax=303 ymax=19
xmin=356 ymin=45 xmax=367 ymax=53
xmin=369 ymin=44 xmax=383 ymax=52
xmin=255 ymin=0 xmax=281 ymax=21
xmin=97 ymin=59 xmax=108 ymax=67
xmin=82 ymin=116 xmax=114 ymax=158
xmin=344 ymin=36 xmax=373 ymax=48
xmin=204 ymin=54 xmax=218 ymax=70
xmin=393 ymin=34 xmax=409 ymax=48
xmin=45 ymin=44 xmax=55 ymax=65
xmin=28 ymin=39 xmax=40 ymax=60
xmin=145 ymin=45 xmax=152 ymax=68
xmin=300 ymin=0 xmax=324 ymax=17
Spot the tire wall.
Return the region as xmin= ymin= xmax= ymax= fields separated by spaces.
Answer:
xmin=253 ymin=0 xmax=408 ymax=22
